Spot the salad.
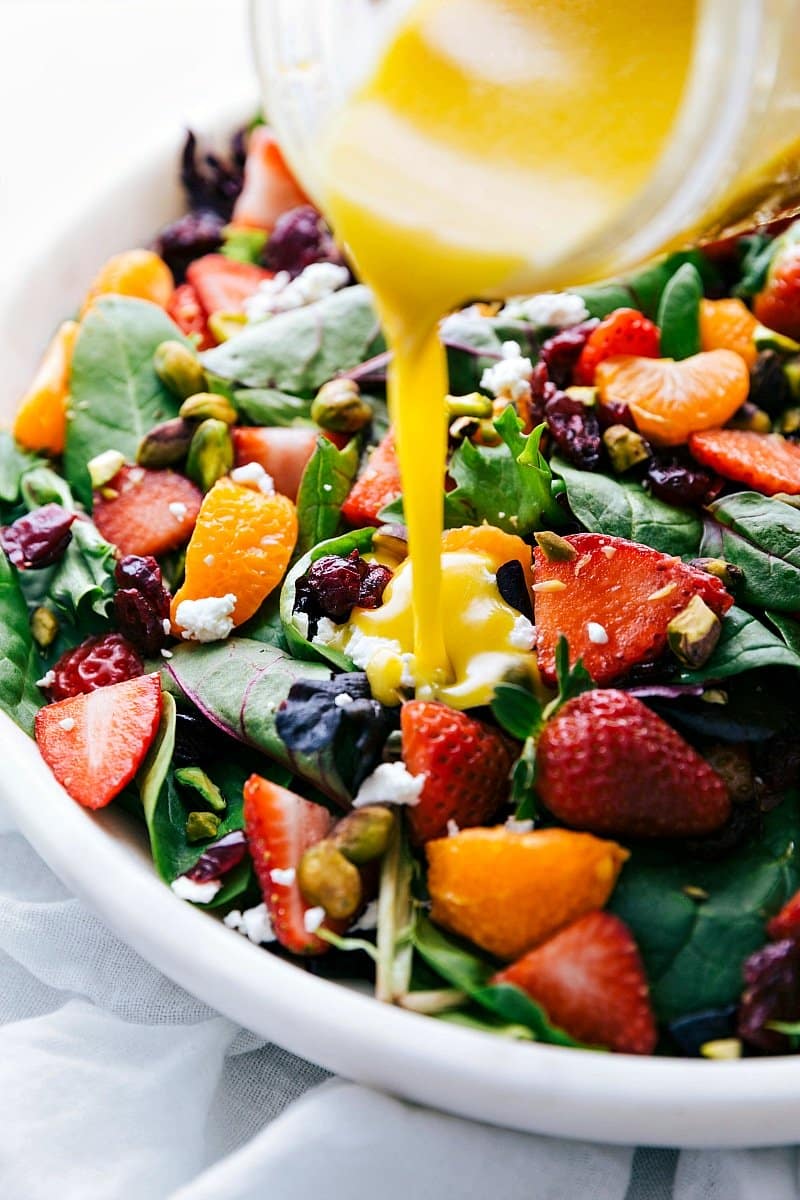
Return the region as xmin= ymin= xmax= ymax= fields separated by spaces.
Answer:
xmin=6 ymin=121 xmax=800 ymax=1059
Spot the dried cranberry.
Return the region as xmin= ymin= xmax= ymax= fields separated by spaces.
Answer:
xmin=539 ymin=320 xmax=598 ymax=390
xmin=49 ymin=633 xmax=144 ymax=700
xmin=1 ymin=504 xmax=76 ymax=569
xmin=647 ymin=458 xmax=719 ymax=507
xmin=263 ymin=205 xmax=345 ymax=278
xmin=186 ymin=830 xmax=247 ymax=883
xmin=749 ymin=350 xmax=793 ymax=417
xmin=173 ymin=710 xmax=229 ymax=767
xmin=496 ymin=559 xmax=534 ymax=620
xmin=153 ymin=209 xmax=225 ymax=282
xmin=738 ymin=939 xmax=800 ymax=1053
xmin=544 ymin=390 xmax=601 ymax=469
xmin=525 ymin=361 xmax=557 ymax=427
xmin=596 ymin=397 xmax=636 ymax=431
xmin=296 ymin=551 xmax=392 ymax=626
xmin=357 ymin=561 xmax=393 ymax=609
xmin=113 ymin=555 xmax=172 ymax=656
xmin=180 ymin=128 xmax=246 ymax=220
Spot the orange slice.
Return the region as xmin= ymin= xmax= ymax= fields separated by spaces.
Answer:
xmin=440 ymin=525 xmax=533 ymax=591
xmin=13 ymin=320 xmax=79 ymax=455
xmin=699 ymin=298 xmax=758 ymax=368
xmin=82 ymin=250 xmax=174 ymax=316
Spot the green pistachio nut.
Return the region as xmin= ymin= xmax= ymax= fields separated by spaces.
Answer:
xmin=31 ymin=605 xmax=59 ymax=649
xmin=602 ymin=424 xmax=651 ymax=473
xmin=448 ymin=414 xmax=481 ymax=442
xmin=372 ymin=523 xmax=408 ymax=563
xmin=208 ymin=311 xmax=248 ymax=343
xmin=174 ymin=766 xmax=227 ymax=813
xmin=153 ymin=340 xmax=207 ymax=400
xmin=186 ymin=419 xmax=234 ymax=493
xmin=753 ymin=323 xmax=800 ymax=356
xmin=688 ymin=557 xmax=745 ymax=591
xmin=728 ymin=402 xmax=772 ymax=434
xmin=445 ymin=392 xmax=494 ymax=420
xmin=136 ymin=418 xmax=196 ymax=468
xmin=311 ymin=378 xmax=373 ymax=433
xmin=564 ymin=386 xmax=598 ymax=408
xmin=784 ymin=359 xmax=800 ymax=399
xmin=87 ymin=449 xmax=126 ymax=490
xmin=667 ymin=594 xmax=721 ymax=669
xmin=179 ymin=391 xmax=238 ymax=425
xmin=534 ymin=530 xmax=577 ymax=562
xmin=700 ymin=1038 xmax=742 ymax=1060
xmin=780 ymin=406 xmax=800 ymax=436
xmin=332 ymin=805 xmax=395 ymax=865
xmin=297 ymin=839 xmax=362 ymax=920
xmin=185 ymin=811 xmax=222 ymax=842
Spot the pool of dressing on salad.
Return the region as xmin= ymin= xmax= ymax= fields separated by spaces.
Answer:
xmin=322 ymin=0 xmax=698 ymax=699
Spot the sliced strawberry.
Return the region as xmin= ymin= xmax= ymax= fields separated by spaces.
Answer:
xmin=341 ymin=432 xmax=401 ymax=527
xmin=243 ymin=774 xmax=334 ymax=955
xmin=536 ymin=689 xmax=730 ymax=838
xmin=35 ymin=674 xmax=162 ymax=810
xmin=186 ymin=255 xmax=272 ymax=317
xmin=402 ymin=701 xmax=514 ymax=844
xmin=93 ymin=466 xmax=202 ymax=558
xmin=494 ymin=911 xmax=657 ymax=1053
xmin=166 ymin=282 xmax=215 ymax=349
xmin=533 ymin=532 xmax=733 ymax=686
xmin=768 ymin=889 xmax=800 ymax=941
xmin=232 ymin=126 xmax=311 ymax=232
xmin=574 ymin=308 xmax=660 ymax=386
xmin=689 ymin=429 xmax=800 ymax=496
xmin=232 ymin=426 xmax=319 ymax=502
xmin=753 ymin=222 xmax=800 ymax=341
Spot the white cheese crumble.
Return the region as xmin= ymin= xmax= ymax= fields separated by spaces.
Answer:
xmin=58 ymin=717 xmax=76 ymax=732
xmin=168 ymin=501 xmax=188 ymax=521
xmin=587 ymin=621 xmax=609 ymax=645
xmin=303 ymin=905 xmax=326 ymax=933
xmin=160 ymin=649 xmax=173 ymax=659
xmin=224 ymin=903 xmax=276 ymax=944
xmin=350 ymin=899 xmax=379 ymax=933
xmin=270 ymin=867 xmax=296 ymax=887
xmin=480 ymin=340 xmax=533 ymax=402
xmin=203 ymin=554 xmax=216 ymax=567
xmin=162 ymin=618 xmax=172 ymax=636
xmin=311 ymin=616 xmax=339 ymax=646
xmin=500 ymin=292 xmax=589 ymax=329
xmin=344 ymin=628 xmax=404 ymax=670
xmin=36 ymin=670 xmax=56 ymax=690
xmin=175 ymin=594 xmax=237 ymax=643
xmin=353 ymin=761 xmax=426 ymax=809
xmin=505 ymin=817 xmax=535 ymax=834
xmin=230 ymin=462 xmax=275 ymax=495
xmin=244 ymin=262 xmax=350 ymax=320
xmin=334 ymin=692 xmax=354 ymax=707
xmin=171 ymin=876 xmax=222 ymax=904
xmin=509 ymin=614 xmax=536 ymax=650
xmin=446 ymin=819 xmax=460 ymax=837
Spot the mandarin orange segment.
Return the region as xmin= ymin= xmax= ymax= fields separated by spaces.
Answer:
xmin=426 ymin=826 xmax=628 ymax=960
xmin=13 ymin=320 xmax=79 ymax=455
xmin=596 ymin=349 xmax=749 ymax=446
xmin=171 ymin=476 xmax=298 ymax=631
xmin=699 ymin=298 xmax=758 ymax=368
xmin=81 ymin=250 xmax=174 ymax=316
xmin=440 ymin=525 xmax=533 ymax=591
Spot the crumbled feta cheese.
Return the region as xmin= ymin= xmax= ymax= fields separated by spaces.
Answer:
xmin=312 ymin=617 xmax=339 ymax=646
xmin=509 ymin=614 xmax=536 ymax=650
xmin=224 ymin=903 xmax=276 ymax=944
xmin=244 ymin=262 xmax=351 ymax=320
xmin=58 ymin=717 xmax=76 ymax=732
xmin=303 ymin=905 xmax=326 ymax=933
xmin=322 ymin=483 xmax=333 ymax=493
xmin=270 ymin=867 xmax=296 ymax=886
xmin=353 ymin=761 xmax=426 ymax=809
xmin=500 ymin=292 xmax=589 ymax=329
xmin=600 ymin=545 xmax=617 ymax=559
xmin=505 ymin=817 xmax=535 ymax=834
xmin=203 ymin=554 xmax=215 ymax=567
xmin=171 ymin=876 xmax=222 ymax=904
xmin=345 ymin=628 xmax=403 ymax=670
xmin=168 ymin=501 xmax=188 ymax=521
xmin=480 ymin=340 xmax=533 ymax=402
xmin=36 ymin=670 xmax=56 ymax=690
xmin=587 ymin=621 xmax=609 ymax=645
xmin=160 ymin=648 xmax=173 ymax=659
xmin=350 ymin=899 xmax=379 ymax=932
xmin=334 ymin=692 xmax=354 ymax=707
xmin=175 ymin=594 xmax=237 ymax=643
xmin=446 ymin=819 xmax=460 ymax=837
xmin=162 ymin=618 xmax=172 ymax=636
xmin=293 ymin=611 xmax=310 ymax=639
xmin=230 ymin=462 xmax=275 ymax=495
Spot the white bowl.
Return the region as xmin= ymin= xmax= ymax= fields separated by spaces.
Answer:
xmin=1 ymin=115 xmax=798 ymax=1150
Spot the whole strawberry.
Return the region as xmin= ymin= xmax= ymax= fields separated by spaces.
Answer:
xmin=753 ymin=222 xmax=800 ymax=341
xmin=402 ymin=700 xmax=514 ymax=844
xmin=537 ymin=690 xmax=730 ymax=838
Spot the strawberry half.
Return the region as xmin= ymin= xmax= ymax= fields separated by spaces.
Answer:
xmin=533 ymin=532 xmax=732 ymax=686
xmin=402 ymin=701 xmax=514 ymax=844
xmin=232 ymin=126 xmax=311 ymax=232
xmin=243 ymin=775 xmax=334 ymax=954
xmin=232 ymin=426 xmax=319 ymax=501
xmin=341 ymin=431 xmax=402 ymax=527
xmin=753 ymin=222 xmax=800 ymax=341
xmin=186 ymin=255 xmax=272 ymax=317
xmin=537 ymin=689 xmax=730 ymax=838
xmin=494 ymin=910 xmax=657 ymax=1054
xmin=689 ymin=429 xmax=800 ymax=496
xmin=35 ymin=673 xmax=162 ymax=810
xmin=573 ymin=307 xmax=660 ymax=386
xmin=93 ymin=466 xmax=202 ymax=559
xmin=167 ymin=282 xmax=215 ymax=349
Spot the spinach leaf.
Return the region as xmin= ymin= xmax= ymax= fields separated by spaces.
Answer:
xmin=656 ymin=262 xmax=703 ymax=359
xmin=552 ymin=457 xmax=703 ymax=555
xmin=239 ymin=592 xmax=287 ymax=649
xmin=0 ymin=433 xmax=42 ymax=507
xmin=202 ymin=286 xmax=384 ymax=395
xmin=0 ymin=553 xmax=43 ymax=734
xmin=295 ymin=436 xmax=360 ymax=557
xmin=233 ymin=388 xmax=314 ymax=427
xmin=21 ymin=465 xmax=74 ymax=511
xmin=66 ymin=297 xmax=186 ymax=505
xmin=701 ymin=493 xmax=800 ymax=611
xmin=573 ymin=250 xmax=719 ymax=320
xmin=765 ymin=610 xmax=800 ymax=656
xmin=439 ymin=310 xmax=539 ymax=395
xmin=376 ymin=819 xmax=415 ymax=1002
xmin=444 ymin=409 xmax=563 ymax=534
xmin=734 ymin=234 xmax=775 ymax=299
xmin=48 ymin=519 xmax=116 ymax=625
xmin=677 ymin=606 xmax=800 ymax=683
xmin=610 ymin=795 xmax=800 ymax=1020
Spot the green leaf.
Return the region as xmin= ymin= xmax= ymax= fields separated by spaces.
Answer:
xmin=0 ymin=553 xmax=44 ymax=734
xmin=220 ymin=226 xmax=268 ymax=265
xmin=550 ymin=633 xmax=594 ymax=709
xmin=434 ymin=1008 xmax=535 ymax=1040
xmin=376 ymin=818 xmax=415 ymax=1002
xmin=295 ymin=436 xmax=360 ymax=557
xmin=21 ymin=466 xmax=74 ymax=511
xmin=573 ymin=250 xmax=719 ymax=320
xmin=678 ymin=606 xmax=800 ymax=683
xmin=701 ymin=493 xmax=800 ymax=612
xmin=202 ymin=286 xmax=384 ymax=395
xmin=734 ymin=234 xmax=775 ymax=299
xmin=233 ymin=388 xmax=314 ymax=426
xmin=491 ymin=683 xmax=542 ymax=740
xmin=656 ymin=262 xmax=703 ymax=359
xmin=66 ymin=297 xmax=186 ymax=505
xmin=48 ymin=519 xmax=116 ymax=625
xmin=552 ymin=457 xmax=703 ymax=556
xmin=0 ymin=433 xmax=43 ymax=507
xmin=610 ymin=795 xmax=800 ymax=1020
xmin=444 ymin=412 xmax=563 ymax=535
xmin=238 ymin=592 xmax=287 ymax=649
xmin=765 ymin=610 xmax=800 ymax=656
